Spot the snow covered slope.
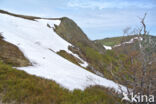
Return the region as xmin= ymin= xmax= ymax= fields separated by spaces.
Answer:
xmin=0 ymin=13 xmax=127 ymax=92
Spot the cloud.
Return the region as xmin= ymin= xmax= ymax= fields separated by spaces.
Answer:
xmin=69 ymin=8 xmax=156 ymax=39
xmin=1 ymin=0 xmax=155 ymax=39
xmin=67 ymin=0 xmax=155 ymax=9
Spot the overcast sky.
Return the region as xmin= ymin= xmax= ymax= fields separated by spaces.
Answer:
xmin=0 ymin=0 xmax=156 ymax=40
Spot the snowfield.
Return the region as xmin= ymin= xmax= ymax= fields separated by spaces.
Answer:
xmin=0 ymin=13 xmax=127 ymax=92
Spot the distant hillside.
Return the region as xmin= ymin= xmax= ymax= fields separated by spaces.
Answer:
xmin=94 ymin=35 xmax=136 ymax=47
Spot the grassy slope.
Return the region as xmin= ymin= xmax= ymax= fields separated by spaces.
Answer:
xmin=54 ymin=17 xmax=104 ymax=54
xmin=76 ymin=42 xmax=132 ymax=82
xmin=0 ymin=62 xmax=124 ymax=104
xmin=57 ymin=50 xmax=82 ymax=66
xmin=57 ymin=44 xmax=133 ymax=88
xmin=0 ymin=10 xmax=139 ymax=104
xmin=0 ymin=36 xmax=30 ymax=67
xmin=54 ymin=17 xmax=138 ymax=87
xmin=94 ymin=35 xmax=136 ymax=46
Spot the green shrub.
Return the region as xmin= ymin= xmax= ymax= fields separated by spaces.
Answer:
xmin=0 ymin=62 xmax=124 ymax=104
xmin=57 ymin=50 xmax=82 ymax=66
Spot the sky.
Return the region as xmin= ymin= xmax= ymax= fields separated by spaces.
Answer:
xmin=0 ymin=0 xmax=156 ymax=40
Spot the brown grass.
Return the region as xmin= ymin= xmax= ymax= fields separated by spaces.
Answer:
xmin=0 ymin=9 xmax=61 ymax=21
xmin=0 ymin=62 xmax=125 ymax=104
xmin=0 ymin=38 xmax=30 ymax=67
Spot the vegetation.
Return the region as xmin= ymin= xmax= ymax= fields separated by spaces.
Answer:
xmin=54 ymin=15 xmax=138 ymax=87
xmin=0 ymin=62 xmax=124 ymax=104
xmin=94 ymin=35 xmax=136 ymax=47
xmin=0 ymin=37 xmax=30 ymax=67
xmin=57 ymin=50 xmax=83 ymax=66
xmin=54 ymin=17 xmax=104 ymax=54
xmin=119 ymin=13 xmax=156 ymax=99
xmin=54 ymin=16 xmax=151 ymax=90
xmin=76 ymin=42 xmax=133 ymax=83
xmin=1 ymin=10 xmax=155 ymax=103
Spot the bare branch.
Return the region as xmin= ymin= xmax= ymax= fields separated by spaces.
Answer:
xmin=138 ymin=13 xmax=147 ymax=35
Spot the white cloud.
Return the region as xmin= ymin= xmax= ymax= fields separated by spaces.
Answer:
xmin=67 ymin=0 xmax=155 ymax=9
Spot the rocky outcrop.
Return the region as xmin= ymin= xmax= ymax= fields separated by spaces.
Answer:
xmin=54 ymin=17 xmax=104 ymax=53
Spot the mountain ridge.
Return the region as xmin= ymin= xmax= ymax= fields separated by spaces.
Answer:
xmin=0 ymin=9 xmax=61 ymax=21
xmin=0 ymin=10 xmax=127 ymax=91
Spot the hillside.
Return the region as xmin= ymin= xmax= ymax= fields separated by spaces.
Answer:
xmin=95 ymin=35 xmax=156 ymax=53
xmin=0 ymin=33 xmax=30 ymax=67
xmin=54 ymin=16 xmax=134 ymax=83
xmin=0 ymin=10 xmax=130 ymax=104
xmin=0 ymin=10 xmax=129 ymax=91
xmin=94 ymin=35 xmax=156 ymax=94
xmin=94 ymin=35 xmax=137 ymax=47
xmin=0 ymin=62 xmax=124 ymax=104
xmin=0 ymin=10 xmax=155 ymax=104
xmin=54 ymin=17 xmax=105 ymax=53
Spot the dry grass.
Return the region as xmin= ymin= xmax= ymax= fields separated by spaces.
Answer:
xmin=0 ymin=38 xmax=30 ymax=67
xmin=57 ymin=50 xmax=83 ymax=66
xmin=0 ymin=62 xmax=124 ymax=104
xmin=0 ymin=9 xmax=61 ymax=21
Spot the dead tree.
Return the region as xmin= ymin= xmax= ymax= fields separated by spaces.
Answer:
xmin=118 ymin=13 xmax=155 ymax=103
xmin=133 ymin=12 xmax=155 ymax=99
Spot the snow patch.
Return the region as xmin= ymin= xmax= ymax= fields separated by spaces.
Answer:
xmin=68 ymin=50 xmax=89 ymax=68
xmin=103 ymin=45 xmax=112 ymax=50
xmin=113 ymin=37 xmax=143 ymax=48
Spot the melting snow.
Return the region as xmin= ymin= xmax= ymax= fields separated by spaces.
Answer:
xmin=0 ymin=13 xmax=127 ymax=92
xmin=113 ymin=37 xmax=143 ymax=48
xmin=68 ymin=50 xmax=89 ymax=68
xmin=103 ymin=45 xmax=112 ymax=50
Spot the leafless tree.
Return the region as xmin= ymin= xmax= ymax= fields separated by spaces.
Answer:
xmin=118 ymin=13 xmax=156 ymax=104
